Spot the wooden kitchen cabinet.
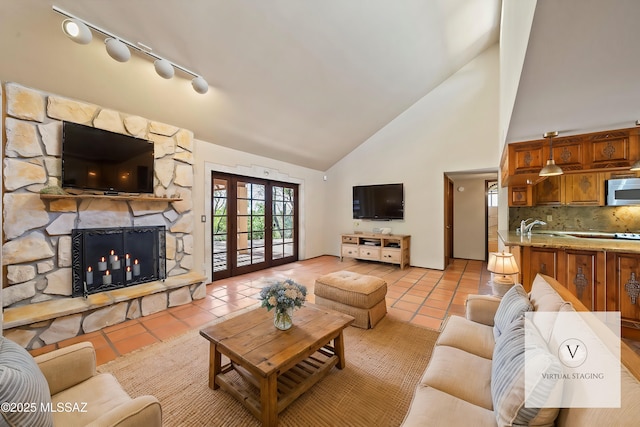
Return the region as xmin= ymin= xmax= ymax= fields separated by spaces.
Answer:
xmin=563 ymin=172 xmax=604 ymax=206
xmin=562 ymin=249 xmax=605 ymax=311
xmin=508 ymin=185 xmax=533 ymax=207
xmin=606 ymin=252 xmax=640 ymax=340
xmin=550 ymin=136 xmax=585 ymax=172
xmin=501 ymin=126 xmax=640 ymax=188
xmin=522 ymin=246 xmax=562 ymax=291
xmin=533 ymin=175 xmax=563 ymax=206
xmin=587 ymin=129 xmax=638 ymax=169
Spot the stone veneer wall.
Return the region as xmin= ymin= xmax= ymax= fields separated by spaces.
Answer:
xmin=1 ymin=82 xmax=204 ymax=349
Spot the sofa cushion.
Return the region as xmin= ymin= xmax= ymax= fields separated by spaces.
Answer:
xmin=401 ymin=386 xmax=496 ymax=427
xmin=0 ymin=336 xmax=54 ymax=427
xmin=51 ymin=373 xmax=133 ymax=426
xmin=421 ymin=345 xmax=493 ymax=410
xmin=491 ymin=317 xmax=563 ymax=427
xmin=530 ymin=274 xmax=571 ymax=312
xmin=493 ymin=284 xmax=533 ymax=340
xmin=437 ymin=315 xmax=495 ymax=360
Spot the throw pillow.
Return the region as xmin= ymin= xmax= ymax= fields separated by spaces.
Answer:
xmin=0 ymin=337 xmax=54 ymax=427
xmin=491 ymin=317 xmax=563 ymax=427
xmin=494 ymin=284 xmax=533 ymax=340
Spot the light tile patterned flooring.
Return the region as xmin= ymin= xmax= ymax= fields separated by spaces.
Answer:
xmin=26 ymin=255 xmax=495 ymax=365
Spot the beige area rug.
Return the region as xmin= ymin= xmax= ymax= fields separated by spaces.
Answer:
xmin=99 ymin=314 xmax=439 ymax=427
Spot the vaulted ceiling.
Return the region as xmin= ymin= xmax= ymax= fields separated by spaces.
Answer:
xmin=507 ymin=0 xmax=640 ymax=143
xmin=1 ymin=0 xmax=500 ymax=170
xmin=3 ymin=1 xmax=637 ymax=171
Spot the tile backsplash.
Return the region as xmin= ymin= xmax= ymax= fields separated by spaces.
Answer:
xmin=509 ymin=206 xmax=640 ymax=232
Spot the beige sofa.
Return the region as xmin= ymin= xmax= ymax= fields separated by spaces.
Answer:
xmin=401 ymin=274 xmax=640 ymax=426
xmin=1 ymin=339 xmax=161 ymax=427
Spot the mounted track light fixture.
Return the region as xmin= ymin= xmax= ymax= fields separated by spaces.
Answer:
xmin=105 ymin=38 xmax=131 ymax=62
xmin=53 ymin=5 xmax=209 ymax=94
xmin=62 ymin=18 xmax=92 ymax=44
xmin=539 ymin=131 xmax=563 ymax=177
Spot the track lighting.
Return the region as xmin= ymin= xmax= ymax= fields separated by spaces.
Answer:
xmin=105 ymin=38 xmax=131 ymax=62
xmin=62 ymin=18 xmax=92 ymax=44
xmin=154 ymin=59 xmax=175 ymax=79
xmin=191 ymin=76 xmax=209 ymax=94
xmin=53 ymin=6 xmax=209 ymax=94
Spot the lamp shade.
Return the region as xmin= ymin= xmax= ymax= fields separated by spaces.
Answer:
xmin=154 ymin=59 xmax=175 ymax=79
xmin=191 ymin=76 xmax=209 ymax=94
xmin=487 ymin=252 xmax=519 ymax=275
xmin=105 ymin=38 xmax=131 ymax=62
xmin=539 ymin=159 xmax=564 ymax=176
xmin=62 ymin=19 xmax=92 ymax=45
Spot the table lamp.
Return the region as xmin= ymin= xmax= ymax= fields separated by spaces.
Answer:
xmin=487 ymin=252 xmax=520 ymax=296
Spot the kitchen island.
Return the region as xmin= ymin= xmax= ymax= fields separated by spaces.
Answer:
xmin=498 ymin=229 xmax=640 ymax=340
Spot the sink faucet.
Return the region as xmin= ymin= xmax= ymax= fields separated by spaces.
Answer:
xmin=522 ymin=219 xmax=547 ymax=235
xmin=520 ymin=218 xmax=532 ymax=234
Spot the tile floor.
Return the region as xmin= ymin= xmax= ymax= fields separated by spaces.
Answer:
xmin=33 ymin=255 xmax=640 ymax=364
xmin=29 ymin=255 xmax=492 ymax=365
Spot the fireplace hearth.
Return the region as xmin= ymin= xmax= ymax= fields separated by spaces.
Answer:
xmin=71 ymin=226 xmax=166 ymax=297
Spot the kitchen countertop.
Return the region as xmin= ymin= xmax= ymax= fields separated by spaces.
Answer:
xmin=498 ymin=230 xmax=640 ymax=253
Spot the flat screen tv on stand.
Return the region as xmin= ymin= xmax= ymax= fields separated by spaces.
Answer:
xmin=352 ymin=183 xmax=404 ymax=220
xmin=61 ymin=121 xmax=155 ymax=195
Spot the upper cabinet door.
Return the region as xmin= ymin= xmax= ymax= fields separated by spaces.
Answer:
xmin=551 ymin=137 xmax=585 ymax=172
xmin=587 ymin=129 xmax=637 ymax=169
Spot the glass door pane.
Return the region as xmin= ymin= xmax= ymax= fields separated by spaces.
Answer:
xmin=212 ymin=177 xmax=229 ymax=276
xmin=236 ymin=181 xmax=266 ymax=268
xmin=272 ymin=185 xmax=295 ymax=260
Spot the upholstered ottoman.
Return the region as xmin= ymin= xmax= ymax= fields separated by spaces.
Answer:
xmin=314 ymin=271 xmax=387 ymax=329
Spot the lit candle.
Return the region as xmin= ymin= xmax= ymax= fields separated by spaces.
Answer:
xmin=125 ymin=253 xmax=131 ymax=267
xmin=111 ymin=255 xmax=121 ymax=270
xmin=98 ymin=257 xmax=107 ymax=271
xmin=133 ymin=259 xmax=140 ymax=276
xmin=103 ymin=270 xmax=112 ymax=285
xmin=126 ymin=266 xmax=132 ymax=281
xmin=86 ymin=266 xmax=93 ymax=285
xmin=109 ymin=250 xmax=117 ymax=264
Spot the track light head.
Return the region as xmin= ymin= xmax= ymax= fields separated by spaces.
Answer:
xmin=154 ymin=59 xmax=175 ymax=79
xmin=105 ymin=38 xmax=131 ymax=62
xmin=62 ymin=18 xmax=92 ymax=44
xmin=191 ymin=76 xmax=209 ymax=94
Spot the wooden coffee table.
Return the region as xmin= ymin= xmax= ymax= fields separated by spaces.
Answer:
xmin=200 ymin=304 xmax=354 ymax=426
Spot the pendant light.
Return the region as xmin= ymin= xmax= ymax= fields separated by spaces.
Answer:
xmin=539 ymin=131 xmax=563 ymax=177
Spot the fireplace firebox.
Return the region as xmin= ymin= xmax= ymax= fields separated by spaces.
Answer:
xmin=71 ymin=226 xmax=166 ymax=297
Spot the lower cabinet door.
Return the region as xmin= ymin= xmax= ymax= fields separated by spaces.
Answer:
xmin=606 ymin=252 xmax=640 ymax=340
xmin=563 ymin=250 xmax=605 ymax=311
xmin=523 ymin=247 xmax=561 ymax=290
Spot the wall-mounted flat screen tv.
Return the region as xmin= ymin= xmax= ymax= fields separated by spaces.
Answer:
xmin=353 ymin=183 xmax=404 ymax=220
xmin=62 ymin=121 xmax=155 ymax=194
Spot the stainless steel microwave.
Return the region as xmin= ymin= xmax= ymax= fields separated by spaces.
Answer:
xmin=606 ymin=178 xmax=640 ymax=206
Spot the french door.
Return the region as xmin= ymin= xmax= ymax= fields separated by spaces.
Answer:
xmin=212 ymin=172 xmax=298 ymax=280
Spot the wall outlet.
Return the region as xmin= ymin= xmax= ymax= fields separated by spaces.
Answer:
xmin=546 ymin=215 xmax=552 ymax=222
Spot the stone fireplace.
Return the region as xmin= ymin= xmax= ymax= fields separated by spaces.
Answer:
xmin=72 ymin=226 xmax=166 ymax=297
xmin=1 ymin=82 xmax=206 ymax=350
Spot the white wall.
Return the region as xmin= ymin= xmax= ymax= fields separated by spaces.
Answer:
xmin=451 ymin=177 xmax=488 ymax=260
xmin=192 ymin=140 xmax=327 ymax=282
xmin=324 ymin=45 xmax=500 ymax=270
xmin=498 ymin=0 xmax=538 ymax=242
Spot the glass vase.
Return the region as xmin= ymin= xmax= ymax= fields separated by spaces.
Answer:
xmin=274 ymin=306 xmax=293 ymax=330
